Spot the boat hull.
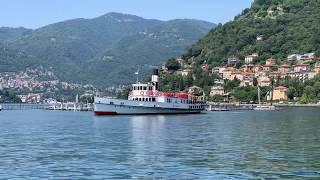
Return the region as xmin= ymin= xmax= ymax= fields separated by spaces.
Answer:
xmin=94 ymin=103 xmax=203 ymax=115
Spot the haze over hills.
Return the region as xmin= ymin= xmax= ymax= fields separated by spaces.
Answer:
xmin=0 ymin=12 xmax=215 ymax=88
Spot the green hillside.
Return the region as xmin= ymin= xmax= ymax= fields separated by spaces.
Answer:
xmin=0 ymin=13 xmax=214 ymax=87
xmin=89 ymin=19 xmax=214 ymax=85
xmin=182 ymin=0 xmax=320 ymax=65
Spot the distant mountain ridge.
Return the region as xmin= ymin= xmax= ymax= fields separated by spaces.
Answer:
xmin=0 ymin=12 xmax=215 ymax=87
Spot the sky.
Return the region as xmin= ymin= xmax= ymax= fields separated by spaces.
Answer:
xmin=0 ymin=0 xmax=253 ymax=29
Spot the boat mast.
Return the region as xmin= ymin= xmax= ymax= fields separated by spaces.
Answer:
xmin=270 ymin=77 xmax=274 ymax=106
xmin=135 ymin=66 xmax=139 ymax=83
xmin=258 ymin=85 xmax=261 ymax=105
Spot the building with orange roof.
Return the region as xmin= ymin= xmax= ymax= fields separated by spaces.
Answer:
xmin=267 ymin=86 xmax=288 ymax=101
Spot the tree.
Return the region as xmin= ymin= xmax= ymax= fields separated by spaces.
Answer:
xmin=165 ymin=58 xmax=181 ymax=71
xmin=287 ymin=87 xmax=297 ymax=100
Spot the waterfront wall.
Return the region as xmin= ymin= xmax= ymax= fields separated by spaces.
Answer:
xmin=0 ymin=104 xmax=49 ymax=110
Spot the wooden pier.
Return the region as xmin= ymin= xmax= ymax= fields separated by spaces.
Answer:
xmin=207 ymin=102 xmax=255 ymax=111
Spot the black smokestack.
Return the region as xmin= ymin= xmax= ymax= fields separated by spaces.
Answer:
xmin=153 ymin=69 xmax=159 ymax=76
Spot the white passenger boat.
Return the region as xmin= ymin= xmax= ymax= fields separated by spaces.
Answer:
xmin=94 ymin=70 xmax=206 ymax=115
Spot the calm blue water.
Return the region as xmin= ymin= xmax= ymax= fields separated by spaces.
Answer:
xmin=0 ymin=108 xmax=320 ymax=179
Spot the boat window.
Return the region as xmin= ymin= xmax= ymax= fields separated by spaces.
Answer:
xmin=144 ymin=87 xmax=147 ymax=90
xmin=152 ymin=98 xmax=156 ymax=102
xmin=139 ymin=98 xmax=141 ymax=101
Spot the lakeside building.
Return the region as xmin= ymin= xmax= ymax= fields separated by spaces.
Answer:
xmin=267 ymin=86 xmax=288 ymax=101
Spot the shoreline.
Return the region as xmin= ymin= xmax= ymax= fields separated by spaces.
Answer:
xmin=275 ymin=103 xmax=320 ymax=107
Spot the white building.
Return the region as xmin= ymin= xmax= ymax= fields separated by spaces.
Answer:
xmin=210 ymin=86 xmax=224 ymax=96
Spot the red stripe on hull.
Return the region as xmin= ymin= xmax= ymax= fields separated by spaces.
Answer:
xmin=94 ymin=111 xmax=118 ymax=116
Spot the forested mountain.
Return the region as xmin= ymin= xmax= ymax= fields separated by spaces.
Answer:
xmin=181 ymin=0 xmax=320 ymax=66
xmin=0 ymin=12 xmax=215 ymax=87
xmin=88 ymin=19 xmax=214 ymax=85
xmin=0 ymin=27 xmax=32 ymax=42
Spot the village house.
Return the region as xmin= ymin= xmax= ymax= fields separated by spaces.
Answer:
xmin=176 ymin=69 xmax=191 ymax=77
xmin=210 ymin=85 xmax=224 ymax=96
xmin=258 ymin=76 xmax=271 ymax=87
xmin=262 ymin=65 xmax=273 ymax=72
xmin=265 ymin=58 xmax=276 ymax=66
xmin=289 ymin=71 xmax=310 ymax=82
xmin=288 ymin=52 xmax=317 ymax=62
xmin=240 ymin=77 xmax=254 ymax=87
xmin=293 ymin=64 xmax=309 ymax=73
xmin=231 ymin=70 xmax=244 ymax=81
xmin=242 ymin=64 xmax=255 ymax=73
xmin=245 ymin=53 xmax=258 ymax=64
xmin=278 ymin=64 xmax=291 ymax=73
xmin=227 ymin=56 xmax=240 ymax=66
xmin=269 ymin=71 xmax=289 ymax=80
xmin=254 ymin=65 xmax=263 ymax=73
xmin=220 ymin=67 xmax=236 ymax=80
xmin=288 ymin=54 xmax=301 ymax=61
xmin=300 ymin=53 xmax=317 ymax=61
xmin=267 ymin=86 xmax=288 ymax=101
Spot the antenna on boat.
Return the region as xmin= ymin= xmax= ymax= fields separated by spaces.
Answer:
xmin=135 ymin=66 xmax=139 ymax=83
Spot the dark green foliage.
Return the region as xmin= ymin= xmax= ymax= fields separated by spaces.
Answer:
xmin=0 ymin=90 xmax=22 ymax=103
xmin=232 ymin=86 xmax=258 ymax=103
xmin=209 ymin=95 xmax=224 ymax=102
xmin=278 ymin=75 xmax=320 ymax=103
xmin=224 ymin=78 xmax=241 ymax=92
xmin=166 ymin=58 xmax=181 ymax=71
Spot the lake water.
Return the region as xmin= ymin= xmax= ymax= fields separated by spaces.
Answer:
xmin=0 ymin=108 xmax=320 ymax=179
